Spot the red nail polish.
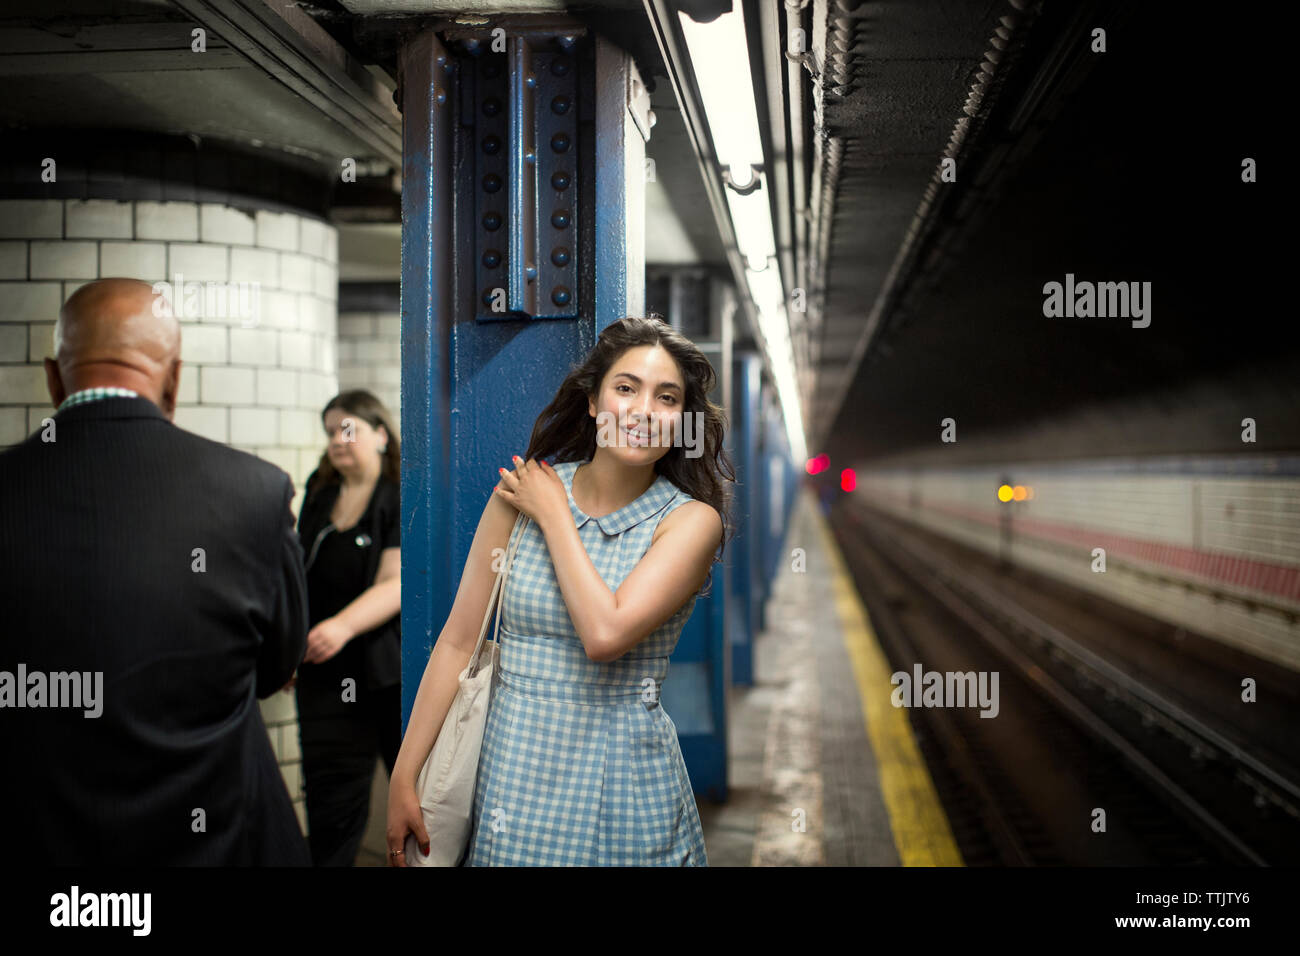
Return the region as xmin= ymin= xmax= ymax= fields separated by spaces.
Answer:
xmin=422 ymin=844 xmax=429 ymax=856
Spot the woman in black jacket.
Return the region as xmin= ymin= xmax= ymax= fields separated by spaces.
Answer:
xmin=295 ymin=389 xmax=402 ymax=866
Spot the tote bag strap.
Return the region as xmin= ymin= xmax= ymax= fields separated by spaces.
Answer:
xmin=467 ymin=512 xmax=528 ymax=679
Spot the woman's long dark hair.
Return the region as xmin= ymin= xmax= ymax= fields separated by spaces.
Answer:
xmin=524 ymin=315 xmax=736 ymax=596
xmin=305 ymin=389 xmax=401 ymax=504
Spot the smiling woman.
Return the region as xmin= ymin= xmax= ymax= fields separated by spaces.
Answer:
xmin=388 ymin=315 xmax=736 ymax=867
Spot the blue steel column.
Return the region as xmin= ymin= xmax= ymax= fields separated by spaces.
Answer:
xmin=398 ymin=31 xmax=454 ymax=729
xmin=398 ymin=26 xmax=652 ymax=728
xmin=779 ymin=430 xmax=796 ymax=537
xmin=657 ymin=272 xmax=733 ymax=801
xmin=754 ymin=385 xmax=771 ymax=634
xmin=594 ymin=37 xmax=646 ymax=326
xmin=755 ymin=385 xmax=789 ymax=633
xmin=758 ymin=387 xmax=786 ymax=628
xmin=760 ymin=394 xmax=793 ymax=600
xmin=730 ymin=351 xmax=762 ymax=685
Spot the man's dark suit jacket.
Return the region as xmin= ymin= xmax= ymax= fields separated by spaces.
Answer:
xmin=0 ymin=396 xmax=311 ymax=865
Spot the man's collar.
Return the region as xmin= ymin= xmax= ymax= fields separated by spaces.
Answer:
xmin=58 ymin=386 xmax=141 ymax=411
xmin=53 ymin=394 xmax=169 ymax=423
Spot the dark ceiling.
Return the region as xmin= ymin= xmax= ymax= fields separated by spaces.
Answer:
xmin=0 ymin=0 xmax=399 ymax=177
xmin=815 ymin=0 xmax=1295 ymax=466
xmin=1 ymin=0 xmax=1291 ymax=468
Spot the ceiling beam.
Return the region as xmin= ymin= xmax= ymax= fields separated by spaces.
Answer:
xmin=168 ymin=0 xmax=403 ymax=166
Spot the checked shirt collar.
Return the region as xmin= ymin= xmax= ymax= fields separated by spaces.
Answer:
xmin=559 ymin=459 xmax=678 ymax=535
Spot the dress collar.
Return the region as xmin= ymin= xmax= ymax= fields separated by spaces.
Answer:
xmin=557 ymin=459 xmax=678 ymax=535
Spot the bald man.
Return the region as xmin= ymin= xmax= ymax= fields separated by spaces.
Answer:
xmin=0 ymin=277 xmax=311 ymax=865
xmin=42 ymin=277 xmax=184 ymax=419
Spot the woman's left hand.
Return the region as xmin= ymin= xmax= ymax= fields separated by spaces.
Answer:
xmin=496 ymin=456 xmax=569 ymax=530
xmin=304 ymin=616 xmax=354 ymax=664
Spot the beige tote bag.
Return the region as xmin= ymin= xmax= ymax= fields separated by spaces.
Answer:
xmin=403 ymin=513 xmax=527 ymax=866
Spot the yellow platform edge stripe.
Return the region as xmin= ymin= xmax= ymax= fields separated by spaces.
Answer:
xmin=812 ymin=506 xmax=964 ymax=866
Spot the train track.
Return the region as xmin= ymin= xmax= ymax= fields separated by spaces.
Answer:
xmin=833 ymin=501 xmax=1300 ymax=865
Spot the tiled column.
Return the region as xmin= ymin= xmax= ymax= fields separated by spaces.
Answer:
xmin=0 ymin=196 xmax=340 ymax=835
xmin=337 ymin=282 xmax=401 ymax=429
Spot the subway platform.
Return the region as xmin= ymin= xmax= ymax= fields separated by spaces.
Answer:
xmin=351 ymin=485 xmax=956 ymax=867
xmin=695 ymin=486 xmax=959 ymax=866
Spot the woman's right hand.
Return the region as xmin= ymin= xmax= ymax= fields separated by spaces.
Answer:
xmin=386 ymin=774 xmax=430 ymax=867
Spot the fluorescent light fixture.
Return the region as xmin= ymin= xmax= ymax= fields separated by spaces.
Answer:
xmin=679 ymin=4 xmax=809 ymax=464
xmin=755 ymin=297 xmax=807 ymax=464
xmin=745 ymin=265 xmax=806 ymax=462
xmin=678 ymin=8 xmax=764 ymax=176
xmin=725 ymin=187 xmax=776 ymax=272
xmin=746 ymin=265 xmax=784 ymax=316
xmin=727 ymin=164 xmax=757 ymax=190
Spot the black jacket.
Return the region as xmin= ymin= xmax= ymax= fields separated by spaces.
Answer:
xmin=296 ymin=470 xmax=401 ymax=692
xmin=0 ymin=396 xmax=310 ymax=865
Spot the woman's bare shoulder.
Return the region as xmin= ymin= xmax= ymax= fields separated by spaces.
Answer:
xmin=653 ymin=498 xmax=721 ymax=547
xmin=484 ymin=474 xmax=520 ymax=528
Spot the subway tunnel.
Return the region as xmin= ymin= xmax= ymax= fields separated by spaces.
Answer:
xmin=0 ymin=0 xmax=1293 ymax=929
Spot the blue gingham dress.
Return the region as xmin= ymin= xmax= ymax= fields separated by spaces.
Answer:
xmin=463 ymin=459 xmax=708 ymax=866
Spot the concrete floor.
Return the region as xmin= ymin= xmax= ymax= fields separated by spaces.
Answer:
xmin=354 ymin=760 xmax=390 ymax=867
xmin=695 ymin=490 xmax=897 ymax=866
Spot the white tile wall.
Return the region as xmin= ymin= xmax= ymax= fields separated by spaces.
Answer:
xmin=135 ymin=201 xmax=199 ymax=241
xmin=200 ymin=366 xmax=256 ymax=405
xmin=180 ymin=324 xmax=229 ymax=365
xmin=0 ymin=365 xmax=46 ymax=403
xmin=101 ymin=241 xmax=166 ymax=279
xmin=312 ymin=261 xmax=337 ymax=300
xmin=300 ymin=218 xmax=331 ymax=260
xmin=299 ymin=370 xmax=337 ymax=410
xmin=27 ymin=323 xmax=54 ymax=362
xmin=339 ymin=315 xmax=373 ymax=337
xmin=231 ymin=247 xmax=279 ymax=289
xmin=0 ymin=324 xmax=26 ymax=362
xmin=300 ymin=296 xmax=331 ymax=335
xmin=229 ymin=327 xmax=279 ymax=367
xmin=0 ymin=281 xmax=62 ymax=319
xmin=30 ymin=240 xmax=97 ymax=280
xmin=0 ymin=200 xmax=62 ymax=238
xmin=0 ymin=406 xmax=26 ymax=444
xmin=279 ymin=408 xmax=320 ymax=447
xmin=260 ymin=289 xmax=300 ymax=331
xmin=173 ymin=405 xmax=228 ymax=443
xmin=168 ymin=243 xmax=230 ymax=282
xmin=65 ymin=200 xmax=133 ymax=240
xmin=230 ymin=407 xmax=279 ymax=446
xmin=200 ymin=204 xmax=256 ymax=246
xmin=257 ymin=368 xmax=299 ymax=408
xmin=278 ymin=331 xmax=313 ymax=369
xmin=178 ymin=368 xmax=198 ymax=404
xmin=280 ymin=253 xmax=315 ymax=294
xmin=0 ymin=241 xmax=28 ymax=278
xmin=858 ymin=465 xmax=1300 ymax=672
xmin=1201 ymin=480 xmax=1300 ymax=565
xmin=256 ymin=210 xmax=299 ymax=252
xmin=337 ymin=309 xmax=401 ymax=433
